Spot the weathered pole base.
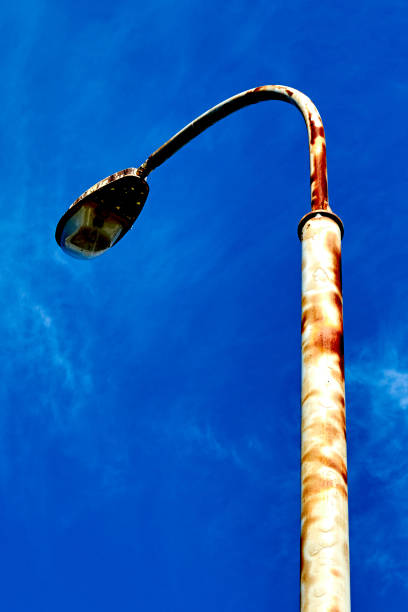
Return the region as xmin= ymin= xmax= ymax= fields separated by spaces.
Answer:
xmin=299 ymin=213 xmax=350 ymax=612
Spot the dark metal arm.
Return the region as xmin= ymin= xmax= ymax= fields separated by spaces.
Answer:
xmin=137 ymin=85 xmax=330 ymax=211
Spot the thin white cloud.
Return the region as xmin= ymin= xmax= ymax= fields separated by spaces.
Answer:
xmin=347 ymin=343 xmax=408 ymax=592
xmin=379 ymin=369 xmax=408 ymax=409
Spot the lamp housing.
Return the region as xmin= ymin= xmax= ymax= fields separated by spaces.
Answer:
xmin=55 ymin=168 xmax=149 ymax=259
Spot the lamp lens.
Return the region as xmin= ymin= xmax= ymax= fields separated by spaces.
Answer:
xmin=60 ymin=203 xmax=124 ymax=259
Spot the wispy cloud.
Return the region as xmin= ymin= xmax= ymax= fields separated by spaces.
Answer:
xmin=347 ymin=341 xmax=408 ymax=593
xmin=376 ymin=368 xmax=408 ymax=409
xmin=349 ymin=362 xmax=408 ymax=410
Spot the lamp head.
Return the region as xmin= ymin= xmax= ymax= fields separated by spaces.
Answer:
xmin=55 ymin=168 xmax=149 ymax=259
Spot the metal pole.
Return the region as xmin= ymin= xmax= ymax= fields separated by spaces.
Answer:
xmin=137 ymin=85 xmax=351 ymax=608
xmin=298 ymin=211 xmax=350 ymax=611
xmin=138 ymin=85 xmax=351 ymax=610
xmin=137 ymin=85 xmax=351 ymax=610
xmin=112 ymin=84 xmax=350 ymax=609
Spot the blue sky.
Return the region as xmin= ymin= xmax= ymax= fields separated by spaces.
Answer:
xmin=0 ymin=0 xmax=407 ymax=609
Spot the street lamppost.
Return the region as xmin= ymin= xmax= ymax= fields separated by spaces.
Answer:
xmin=55 ymin=85 xmax=350 ymax=612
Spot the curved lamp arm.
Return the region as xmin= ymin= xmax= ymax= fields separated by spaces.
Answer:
xmin=56 ymin=84 xmax=340 ymax=260
xmin=137 ymin=85 xmax=329 ymax=212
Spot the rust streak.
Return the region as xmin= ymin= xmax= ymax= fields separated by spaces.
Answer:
xmin=302 ymin=474 xmax=348 ymax=500
xmin=302 ymin=421 xmax=346 ymax=445
xmin=301 ymin=293 xmax=343 ymax=332
xmin=301 ymin=390 xmax=319 ymax=404
xmin=303 ymin=327 xmax=344 ymax=378
xmin=302 ymin=448 xmax=348 ymax=486
xmin=309 ymin=119 xmax=325 ymax=145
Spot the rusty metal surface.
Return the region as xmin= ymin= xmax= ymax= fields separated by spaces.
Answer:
xmin=137 ymin=85 xmax=329 ymax=211
xmin=298 ymin=210 xmax=344 ymax=240
xmin=299 ymin=214 xmax=350 ymax=611
xmin=135 ymin=86 xmax=348 ymax=607
xmin=68 ymin=167 xmax=145 ymax=211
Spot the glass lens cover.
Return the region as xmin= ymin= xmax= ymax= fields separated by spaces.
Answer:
xmin=61 ymin=203 xmax=124 ymax=259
